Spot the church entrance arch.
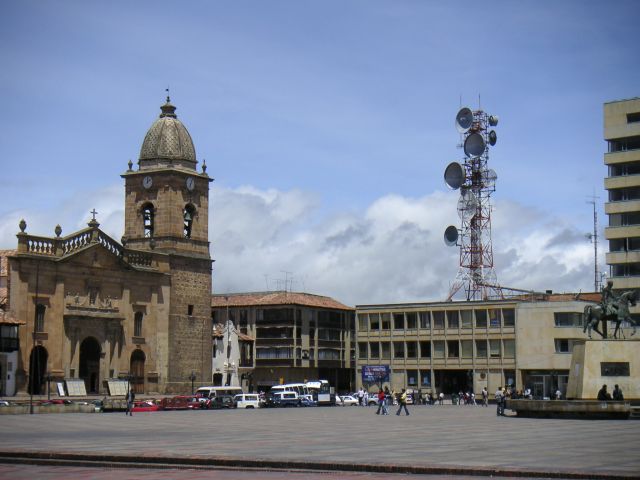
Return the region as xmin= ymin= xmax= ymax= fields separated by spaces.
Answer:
xmin=79 ymin=337 xmax=101 ymax=394
xmin=28 ymin=346 xmax=48 ymax=395
xmin=130 ymin=349 xmax=145 ymax=394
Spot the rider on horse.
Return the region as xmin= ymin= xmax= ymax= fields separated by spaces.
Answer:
xmin=601 ymin=280 xmax=618 ymax=318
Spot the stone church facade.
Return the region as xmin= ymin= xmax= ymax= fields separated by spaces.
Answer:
xmin=7 ymin=97 xmax=212 ymax=395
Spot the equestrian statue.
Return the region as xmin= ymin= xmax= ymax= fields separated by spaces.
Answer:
xmin=583 ymin=280 xmax=638 ymax=339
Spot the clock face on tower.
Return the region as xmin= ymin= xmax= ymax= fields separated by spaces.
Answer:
xmin=143 ymin=176 xmax=153 ymax=189
xmin=186 ymin=177 xmax=195 ymax=191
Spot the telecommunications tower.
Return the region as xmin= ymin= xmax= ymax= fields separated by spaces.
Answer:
xmin=443 ymin=106 xmax=503 ymax=301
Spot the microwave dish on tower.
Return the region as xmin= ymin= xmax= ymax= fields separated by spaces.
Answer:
xmin=442 ymin=104 xmax=503 ymax=301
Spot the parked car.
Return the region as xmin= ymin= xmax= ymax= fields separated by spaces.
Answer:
xmin=234 ymin=393 xmax=261 ymax=409
xmin=208 ymin=395 xmax=235 ymax=409
xmin=160 ymin=396 xmax=202 ymax=410
xmin=131 ymin=400 xmax=161 ymax=412
xmin=265 ymin=391 xmax=300 ymax=408
xmin=300 ymin=397 xmax=317 ymax=407
xmin=337 ymin=395 xmax=358 ymax=406
xmin=0 ymin=400 xmax=10 ymax=407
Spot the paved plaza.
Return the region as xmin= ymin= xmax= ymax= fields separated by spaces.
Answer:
xmin=0 ymin=405 xmax=638 ymax=478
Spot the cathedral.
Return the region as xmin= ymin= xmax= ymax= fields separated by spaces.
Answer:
xmin=5 ymin=97 xmax=213 ymax=395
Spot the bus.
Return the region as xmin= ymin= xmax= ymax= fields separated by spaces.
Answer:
xmin=268 ymin=383 xmax=312 ymax=402
xmin=194 ymin=386 xmax=243 ymax=401
xmin=306 ymin=380 xmax=335 ymax=406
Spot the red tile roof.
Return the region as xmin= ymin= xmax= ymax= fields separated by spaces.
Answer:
xmin=0 ymin=310 xmax=25 ymax=325
xmin=0 ymin=250 xmax=16 ymax=276
xmin=211 ymin=291 xmax=353 ymax=311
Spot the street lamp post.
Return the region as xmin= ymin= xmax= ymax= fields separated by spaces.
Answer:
xmin=189 ymin=371 xmax=196 ymax=395
xmin=46 ymin=372 xmax=52 ymax=401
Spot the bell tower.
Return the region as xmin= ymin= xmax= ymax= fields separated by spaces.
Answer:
xmin=122 ymin=96 xmax=213 ymax=393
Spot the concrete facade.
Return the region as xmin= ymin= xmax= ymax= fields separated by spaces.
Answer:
xmin=604 ymin=97 xmax=640 ymax=291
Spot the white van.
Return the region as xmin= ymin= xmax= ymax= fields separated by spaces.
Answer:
xmin=234 ymin=393 xmax=261 ymax=409
xmin=195 ymin=386 xmax=243 ymax=402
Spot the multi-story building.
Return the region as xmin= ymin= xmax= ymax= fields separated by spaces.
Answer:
xmin=211 ymin=292 xmax=355 ymax=393
xmin=355 ymin=293 xmax=601 ymax=399
xmin=604 ymin=97 xmax=640 ymax=291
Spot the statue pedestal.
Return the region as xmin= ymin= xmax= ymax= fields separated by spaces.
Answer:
xmin=566 ymin=339 xmax=640 ymax=400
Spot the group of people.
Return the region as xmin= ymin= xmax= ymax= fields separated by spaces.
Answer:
xmin=373 ymin=387 xmax=410 ymax=416
xmin=597 ymin=384 xmax=624 ymax=401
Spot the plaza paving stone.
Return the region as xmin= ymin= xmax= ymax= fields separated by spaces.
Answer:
xmin=0 ymin=405 xmax=638 ymax=478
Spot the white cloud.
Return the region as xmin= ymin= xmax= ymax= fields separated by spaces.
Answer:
xmin=0 ymin=184 xmax=599 ymax=306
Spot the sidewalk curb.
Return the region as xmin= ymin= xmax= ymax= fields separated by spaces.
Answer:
xmin=0 ymin=450 xmax=633 ymax=479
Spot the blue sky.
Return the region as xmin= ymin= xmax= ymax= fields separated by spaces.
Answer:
xmin=1 ymin=1 xmax=639 ymax=305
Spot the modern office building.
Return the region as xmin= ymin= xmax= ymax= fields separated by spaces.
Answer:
xmin=604 ymin=97 xmax=640 ymax=290
xmin=355 ymin=293 xmax=601 ymax=399
xmin=211 ymin=292 xmax=355 ymax=393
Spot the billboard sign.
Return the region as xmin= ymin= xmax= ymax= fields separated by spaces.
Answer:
xmin=362 ymin=365 xmax=390 ymax=384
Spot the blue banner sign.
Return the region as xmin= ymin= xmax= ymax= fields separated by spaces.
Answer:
xmin=362 ymin=365 xmax=390 ymax=383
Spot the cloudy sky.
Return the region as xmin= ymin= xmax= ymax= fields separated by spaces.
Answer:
xmin=1 ymin=1 xmax=639 ymax=306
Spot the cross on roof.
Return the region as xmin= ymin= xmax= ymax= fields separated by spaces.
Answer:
xmin=90 ymin=209 xmax=98 ymax=221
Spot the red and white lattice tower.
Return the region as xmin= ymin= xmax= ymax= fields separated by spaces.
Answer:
xmin=443 ymin=108 xmax=503 ymax=301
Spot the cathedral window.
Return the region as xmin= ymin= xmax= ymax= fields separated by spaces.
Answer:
xmin=35 ymin=304 xmax=46 ymax=332
xmin=134 ymin=312 xmax=143 ymax=337
xmin=183 ymin=204 xmax=195 ymax=238
xmin=142 ymin=204 xmax=154 ymax=238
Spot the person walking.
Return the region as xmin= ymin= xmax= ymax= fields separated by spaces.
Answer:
xmin=126 ymin=388 xmax=135 ymax=416
xmin=396 ymin=388 xmax=410 ymax=416
xmin=495 ymin=386 xmax=504 ymax=416
xmin=375 ymin=388 xmax=389 ymax=415
xmin=482 ymin=387 xmax=488 ymax=407
xmin=357 ymin=388 xmax=364 ymax=406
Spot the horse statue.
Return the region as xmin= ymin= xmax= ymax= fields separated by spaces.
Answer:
xmin=583 ymin=290 xmax=638 ymax=339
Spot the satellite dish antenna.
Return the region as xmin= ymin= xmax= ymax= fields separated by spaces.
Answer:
xmin=455 ymin=107 xmax=474 ymax=133
xmin=488 ymin=130 xmax=497 ymax=146
xmin=457 ymin=190 xmax=478 ymax=221
xmin=464 ymin=133 xmax=485 ymax=157
xmin=444 ymin=225 xmax=459 ymax=246
xmin=444 ymin=162 xmax=465 ymax=190
xmin=489 ymin=115 xmax=499 ymax=127
xmin=482 ymin=168 xmax=497 ymax=188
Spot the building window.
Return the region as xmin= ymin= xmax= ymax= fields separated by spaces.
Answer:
xmin=447 ymin=310 xmax=459 ymax=329
xmin=554 ymin=338 xmax=574 ymax=353
xmin=318 ymin=348 xmax=340 ymax=360
xmin=393 ymin=313 xmax=404 ymax=330
xmin=89 ymin=287 xmax=98 ymax=305
xmin=461 ymin=310 xmax=472 ymax=329
xmin=134 ymin=312 xmax=143 ymax=337
xmin=393 ymin=341 xmax=405 ymax=359
xmin=406 ymin=341 xmax=417 ymax=358
xmin=369 ymin=313 xmax=379 ymax=330
xmin=381 ymin=342 xmax=390 ymax=359
xmin=489 ymin=309 xmax=500 ymax=328
xmin=610 ymin=237 xmax=640 ymax=252
xmin=407 ymin=370 xmax=418 ymax=386
xmin=419 ymin=341 xmax=431 ymax=358
xmin=475 ymin=340 xmax=487 ymax=358
xmin=608 ymin=135 xmax=640 ymax=152
xmin=35 ymin=304 xmax=46 ymax=332
xmin=554 ymin=312 xmax=582 ymax=327
xmin=406 ymin=312 xmax=417 ymax=329
xmin=183 ymin=204 xmax=196 ymax=238
xmin=433 ymin=340 xmax=445 ymax=358
xmin=370 ymin=342 xmax=380 ymax=358
xmin=380 ymin=313 xmax=390 ymax=330
xmin=475 ymin=310 xmax=487 ymax=328
xmin=358 ymin=342 xmax=367 ymax=359
xmin=419 ymin=311 xmax=430 ymax=329
xmin=489 ymin=339 xmax=501 ymax=358
xmin=420 ymin=370 xmax=431 ymax=387
xmin=627 ymin=112 xmax=640 ymax=124
xmin=358 ymin=313 xmax=367 ymax=332
xmin=447 ymin=340 xmax=459 ymax=358
xmin=503 ymin=339 xmax=515 ymax=358
xmin=433 ymin=311 xmax=445 ymax=329
xmin=609 ymin=161 xmax=640 ymax=177
xmin=461 ymin=340 xmax=473 ymax=358
xmin=187 ymin=304 xmax=194 ymax=316
xmin=502 ymin=309 xmax=515 ymax=327
xmin=601 ymin=362 xmax=630 ymax=376
xmin=142 ymin=204 xmax=154 ymax=237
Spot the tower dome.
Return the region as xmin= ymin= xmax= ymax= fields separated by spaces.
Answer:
xmin=139 ymin=96 xmax=197 ymax=170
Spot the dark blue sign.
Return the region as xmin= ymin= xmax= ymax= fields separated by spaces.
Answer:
xmin=362 ymin=365 xmax=390 ymax=383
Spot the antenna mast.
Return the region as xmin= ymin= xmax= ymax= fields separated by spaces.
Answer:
xmin=587 ymin=195 xmax=600 ymax=292
xmin=443 ymin=105 xmax=502 ymax=301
